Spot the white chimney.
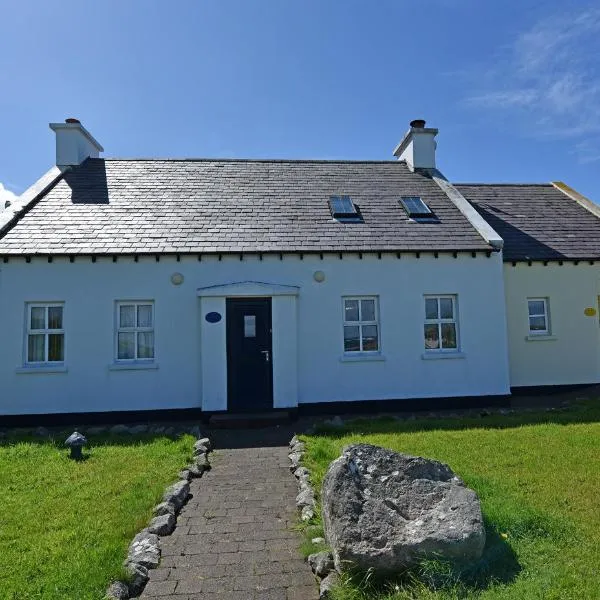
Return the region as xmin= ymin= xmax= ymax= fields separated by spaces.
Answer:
xmin=393 ymin=119 xmax=438 ymax=170
xmin=49 ymin=118 xmax=104 ymax=169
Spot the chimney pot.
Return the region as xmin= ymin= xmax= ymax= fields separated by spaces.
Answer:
xmin=65 ymin=117 xmax=81 ymax=124
xmin=410 ymin=119 xmax=426 ymax=129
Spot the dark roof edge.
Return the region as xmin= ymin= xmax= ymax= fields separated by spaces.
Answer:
xmin=0 ymin=248 xmax=497 ymax=259
xmin=0 ymin=166 xmax=66 ymax=238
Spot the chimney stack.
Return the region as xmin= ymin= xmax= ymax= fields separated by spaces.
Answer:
xmin=393 ymin=119 xmax=438 ymax=170
xmin=49 ymin=118 xmax=104 ymax=170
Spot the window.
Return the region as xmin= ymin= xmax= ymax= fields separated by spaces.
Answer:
xmin=343 ymin=297 xmax=379 ymax=353
xmin=329 ymin=196 xmax=362 ymax=221
xmin=424 ymin=296 xmax=458 ymax=351
xmin=400 ymin=196 xmax=432 ymax=218
xmin=528 ymin=298 xmax=549 ymax=335
xmin=116 ymin=301 xmax=155 ymax=361
xmin=25 ymin=303 xmax=65 ymax=364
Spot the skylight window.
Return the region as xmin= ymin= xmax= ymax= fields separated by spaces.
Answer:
xmin=329 ymin=196 xmax=361 ymax=221
xmin=400 ymin=196 xmax=432 ymax=218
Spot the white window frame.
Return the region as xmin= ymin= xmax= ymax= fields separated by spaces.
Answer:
xmin=527 ymin=298 xmax=549 ymax=335
xmin=25 ymin=302 xmax=65 ymax=365
xmin=115 ymin=301 xmax=155 ymax=362
xmin=424 ymin=295 xmax=459 ymax=352
xmin=342 ymin=296 xmax=380 ymax=354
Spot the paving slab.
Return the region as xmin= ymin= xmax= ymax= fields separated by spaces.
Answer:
xmin=140 ymin=445 xmax=318 ymax=600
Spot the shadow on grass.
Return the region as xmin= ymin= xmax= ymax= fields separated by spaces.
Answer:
xmin=311 ymin=399 xmax=600 ymax=440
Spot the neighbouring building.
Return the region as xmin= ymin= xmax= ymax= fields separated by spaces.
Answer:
xmin=0 ymin=118 xmax=598 ymax=417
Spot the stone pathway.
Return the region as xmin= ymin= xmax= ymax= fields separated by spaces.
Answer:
xmin=141 ymin=446 xmax=319 ymax=600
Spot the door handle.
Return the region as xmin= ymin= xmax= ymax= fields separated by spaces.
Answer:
xmin=260 ymin=350 xmax=270 ymax=363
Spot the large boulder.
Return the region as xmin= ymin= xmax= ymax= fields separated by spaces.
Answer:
xmin=322 ymin=444 xmax=485 ymax=574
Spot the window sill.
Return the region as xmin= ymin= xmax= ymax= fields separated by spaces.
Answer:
xmin=525 ymin=335 xmax=557 ymax=342
xmin=16 ymin=365 xmax=68 ymax=374
xmin=421 ymin=352 xmax=466 ymax=360
xmin=339 ymin=353 xmax=386 ymax=363
xmin=108 ymin=362 xmax=159 ymax=371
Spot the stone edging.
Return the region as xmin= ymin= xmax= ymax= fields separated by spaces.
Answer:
xmin=288 ymin=435 xmax=339 ymax=599
xmin=105 ymin=428 xmax=212 ymax=600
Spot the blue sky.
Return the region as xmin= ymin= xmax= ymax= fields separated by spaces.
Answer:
xmin=1 ymin=0 xmax=599 ymax=206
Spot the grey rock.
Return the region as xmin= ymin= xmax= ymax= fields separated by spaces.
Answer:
xmin=187 ymin=464 xmax=204 ymax=479
xmin=290 ymin=435 xmax=300 ymax=448
xmin=289 ymin=451 xmax=302 ymax=470
xmin=179 ymin=469 xmax=192 ymax=481
xmin=129 ymin=424 xmax=148 ymax=435
xmin=312 ymin=537 xmax=326 ymax=545
xmin=196 ymin=437 xmax=211 ymax=450
xmin=193 ymin=444 xmax=209 ymax=457
xmin=322 ymin=444 xmax=486 ymax=574
xmin=151 ymin=425 xmax=165 ymax=434
xmin=126 ymin=531 xmax=160 ymax=570
xmin=189 ymin=425 xmax=203 ymax=438
xmin=110 ymin=424 xmax=130 ymax=435
xmin=162 ymin=480 xmax=190 ymax=510
xmin=294 ymin=466 xmax=310 ymax=480
xmin=153 ymin=501 xmax=176 ymax=517
xmin=308 ymin=551 xmax=335 ymax=578
xmin=296 ymin=488 xmax=315 ymax=508
xmin=124 ymin=562 xmax=149 ymax=596
xmin=164 ymin=427 xmax=175 ymax=436
xmin=301 ymin=505 xmax=315 ymax=522
xmin=328 ymin=416 xmax=344 ymax=428
xmin=291 ymin=441 xmax=306 ymax=454
xmin=105 ymin=580 xmax=129 ymax=600
xmin=319 ymin=572 xmax=340 ymax=598
xmin=194 ymin=453 xmax=210 ymax=470
xmin=34 ymin=426 xmax=50 ymax=437
xmin=148 ymin=513 xmax=176 ymax=536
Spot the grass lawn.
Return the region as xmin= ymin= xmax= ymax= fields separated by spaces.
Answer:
xmin=0 ymin=431 xmax=194 ymax=600
xmin=300 ymin=401 xmax=600 ymax=600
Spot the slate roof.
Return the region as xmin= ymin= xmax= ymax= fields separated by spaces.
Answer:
xmin=457 ymin=184 xmax=600 ymax=262
xmin=0 ymin=158 xmax=493 ymax=255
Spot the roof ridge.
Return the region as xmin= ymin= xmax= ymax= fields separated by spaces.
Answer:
xmin=94 ymin=157 xmax=405 ymax=165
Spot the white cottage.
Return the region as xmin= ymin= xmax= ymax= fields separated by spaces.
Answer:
xmin=0 ymin=119 xmax=598 ymax=418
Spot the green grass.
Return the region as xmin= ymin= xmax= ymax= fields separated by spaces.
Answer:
xmin=0 ymin=431 xmax=194 ymax=600
xmin=299 ymin=401 xmax=600 ymax=600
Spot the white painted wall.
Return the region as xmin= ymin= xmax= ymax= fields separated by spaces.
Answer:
xmin=504 ymin=263 xmax=600 ymax=386
xmin=0 ymin=252 xmax=510 ymax=415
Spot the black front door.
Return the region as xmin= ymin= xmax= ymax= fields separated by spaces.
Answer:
xmin=226 ymin=297 xmax=273 ymax=412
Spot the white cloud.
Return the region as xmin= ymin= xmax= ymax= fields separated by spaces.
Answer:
xmin=464 ymin=6 xmax=600 ymax=162
xmin=0 ymin=182 xmax=18 ymax=210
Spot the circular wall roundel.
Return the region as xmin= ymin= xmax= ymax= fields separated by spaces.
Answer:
xmin=205 ymin=312 xmax=222 ymax=323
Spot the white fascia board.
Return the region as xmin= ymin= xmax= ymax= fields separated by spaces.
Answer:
xmin=552 ymin=181 xmax=600 ymax=219
xmin=428 ymin=168 xmax=504 ymax=250
xmin=0 ymin=166 xmax=64 ymax=237
xmin=197 ymin=280 xmax=300 ymax=297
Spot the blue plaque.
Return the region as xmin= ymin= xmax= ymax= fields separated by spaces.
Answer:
xmin=205 ymin=311 xmax=222 ymax=323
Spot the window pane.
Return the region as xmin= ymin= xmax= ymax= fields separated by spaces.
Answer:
xmin=137 ymin=332 xmax=154 ymax=359
xmin=30 ymin=307 xmax=45 ymax=330
xmin=425 ymin=298 xmax=438 ymax=320
xmin=362 ymin=325 xmax=379 ymax=351
xmin=529 ymin=316 xmax=547 ymax=331
xmin=119 ymin=305 xmax=135 ymax=328
xmin=440 ymin=298 xmax=454 ymax=319
xmin=528 ymin=300 xmax=545 ymax=316
xmin=137 ymin=304 xmax=153 ymax=328
xmin=28 ymin=334 xmax=45 ymax=362
xmin=344 ymin=325 xmax=360 ymax=352
xmin=344 ymin=299 xmax=359 ymax=322
xmin=244 ymin=315 xmax=256 ymax=338
xmin=48 ymin=306 xmax=63 ymax=329
xmin=441 ymin=323 xmax=457 ymax=349
xmin=118 ymin=332 xmax=135 ymax=359
xmin=361 ymin=299 xmax=376 ymax=321
xmin=424 ymin=324 xmax=440 ymax=349
xmin=48 ymin=334 xmax=64 ymax=361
